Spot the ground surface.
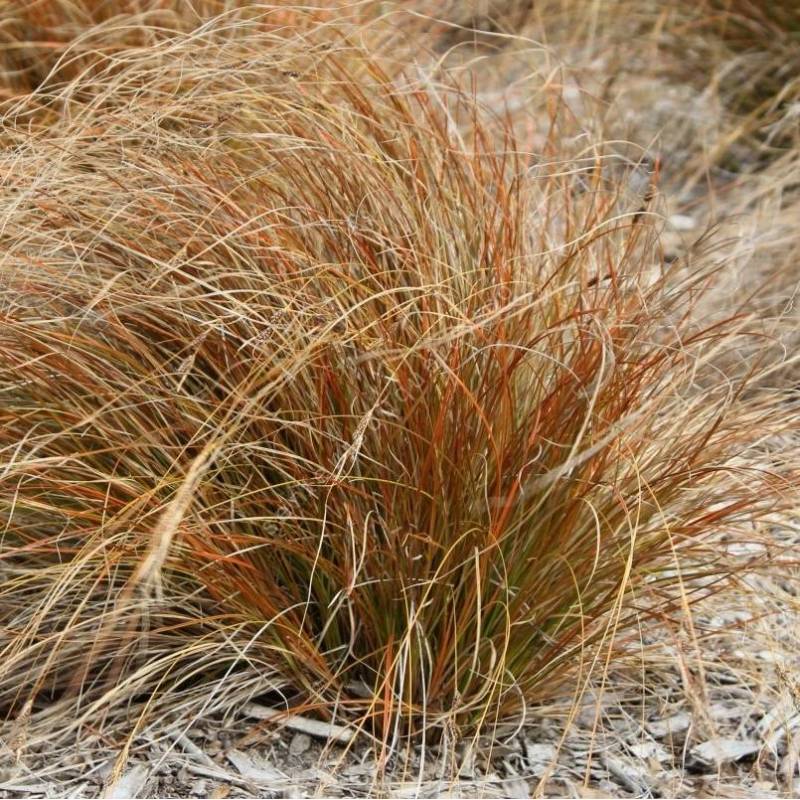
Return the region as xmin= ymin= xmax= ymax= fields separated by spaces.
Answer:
xmin=3 ymin=551 xmax=800 ymax=798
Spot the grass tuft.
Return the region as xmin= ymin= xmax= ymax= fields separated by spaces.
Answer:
xmin=1 ymin=4 xmax=797 ymax=753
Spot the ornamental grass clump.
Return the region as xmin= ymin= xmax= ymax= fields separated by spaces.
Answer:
xmin=0 ymin=12 xmax=795 ymax=747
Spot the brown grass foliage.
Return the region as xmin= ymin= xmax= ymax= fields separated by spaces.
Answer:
xmin=0 ymin=2 xmax=798 ymax=750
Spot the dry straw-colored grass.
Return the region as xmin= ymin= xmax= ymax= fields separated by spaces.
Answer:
xmin=444 ymin=0 xmax=800 ymax=375
xmin=0 ymin=0 xmax=798 ymax=763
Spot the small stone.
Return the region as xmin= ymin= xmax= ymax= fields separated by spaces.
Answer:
xmin=289 ymin=733 xmax=311 ymax=757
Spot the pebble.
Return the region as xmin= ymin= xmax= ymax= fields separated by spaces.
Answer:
xmin=289 ymin=733 xmax=311 ymax=757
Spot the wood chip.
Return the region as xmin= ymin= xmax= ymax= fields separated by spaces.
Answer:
xmin=524 ymin=742 xmax=558 ymax=777
xmin=182 ymin=762 xmax=251 ymax=787
xmin=226 ymin=749 xmax=286 ymax=783
xmin=102 ymin=763 xmax=149 ymax=799
xmin=647 ymin=712 xmax=691 ymax=738
xmin=242 ymin=704 xmax=354 ymax=744
xmin=601 ymin=754 xmax=650 ymax=795
xmin=691 ymin=738 xmax=760 ymax=764
xmin=172 ymin=731 xmax=218 ymax=768
xmin=629 ymin=741 xmax=671 ymax=762
xmin=502 ymin=776 xmax=530 ymax=798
